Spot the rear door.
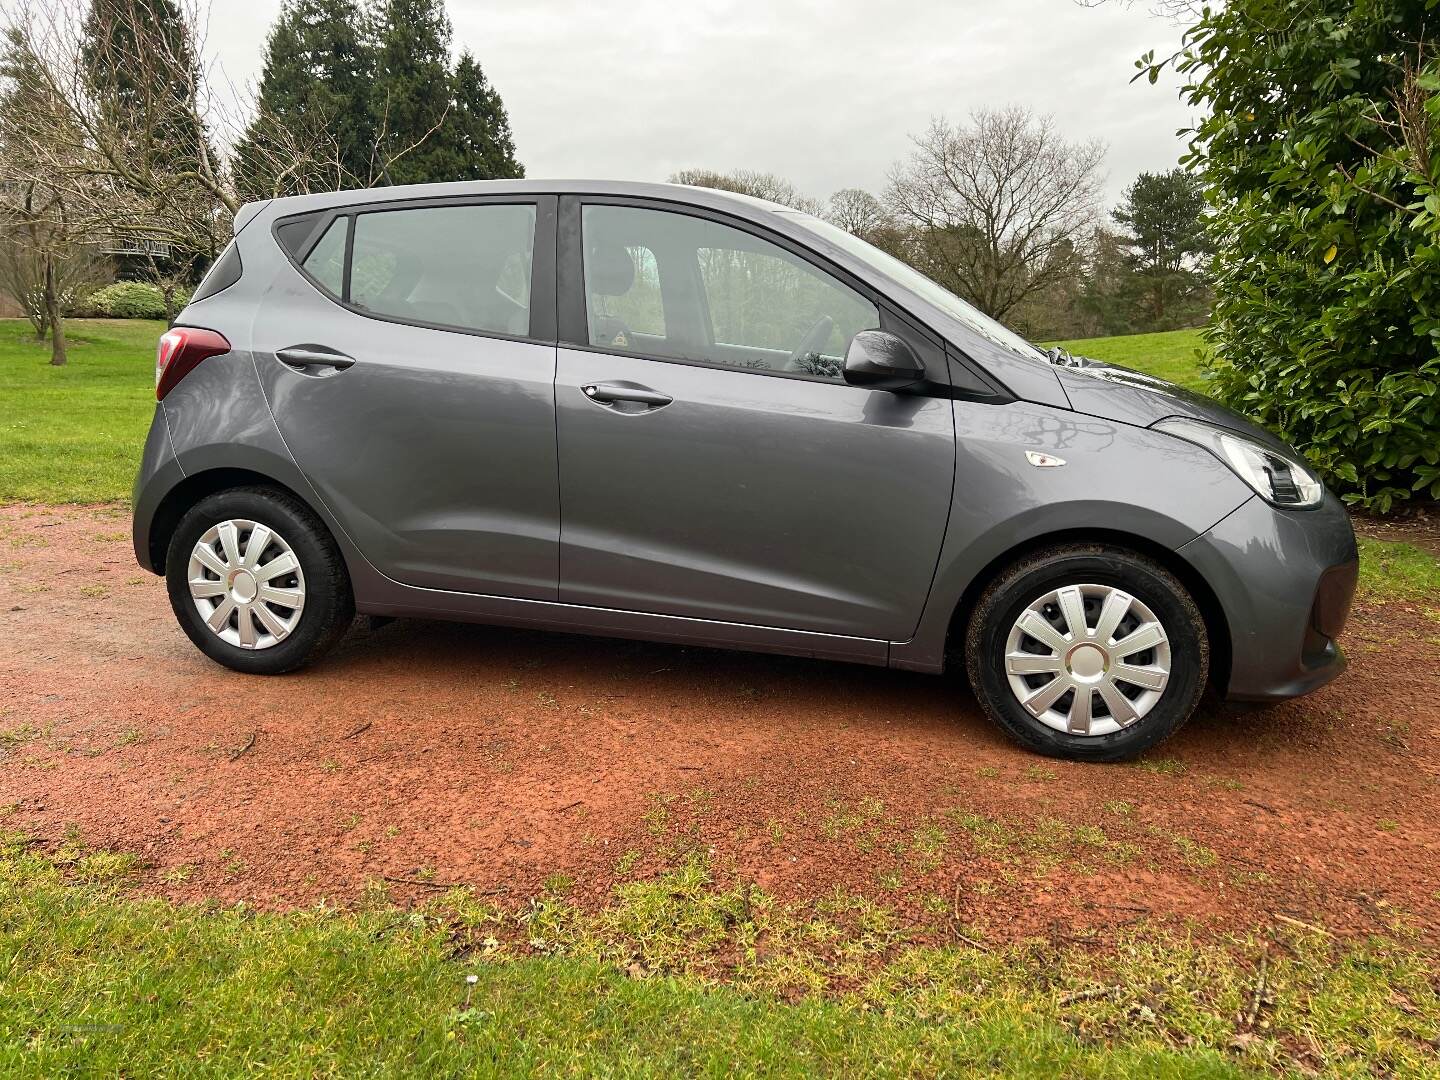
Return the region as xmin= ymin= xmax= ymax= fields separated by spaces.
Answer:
xmin=552 ymin=198 xmax=955 ymax=641
xmin=253 ymin=195 xmax=561 ymax=599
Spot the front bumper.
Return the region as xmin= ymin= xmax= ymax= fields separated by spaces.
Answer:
xmin=1178 ymin=492 xmax=1358 ymax=701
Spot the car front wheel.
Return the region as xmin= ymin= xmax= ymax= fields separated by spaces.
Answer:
xmin=965 ymin=544 xmax=1209 ymax=762
xmin=165 ymin=487 xmax=354 ymax=675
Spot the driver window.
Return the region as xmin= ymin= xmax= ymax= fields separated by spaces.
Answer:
xmin=581 ymin=204 xmax=879 ymax=380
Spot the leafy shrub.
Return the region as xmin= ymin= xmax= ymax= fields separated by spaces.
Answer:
xmin=81 ymin=281 xmax=191 ymax=321
xmin=1155 ymin=0 xmax=1440 ymax=512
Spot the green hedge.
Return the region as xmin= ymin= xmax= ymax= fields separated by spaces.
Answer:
xmin=1162 ymin=0 xmax=1440 ymax=512
xmin=79 ymin=282 xmax=191 ymax=321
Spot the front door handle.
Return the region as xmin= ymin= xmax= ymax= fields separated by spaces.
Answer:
xmin=276 ymin=345 xmax=356 ymax=374
xmin=581 ymin=382 xmax=672 ymax=409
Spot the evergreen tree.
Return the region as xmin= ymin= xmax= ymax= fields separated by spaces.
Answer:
xmin=371 ymin=0 xmax=456 ymax=185
xmin=234 ymin=0 xmax=375 ymax=198
xmin=1112 ymin=170 xmax=1208 ymax=277
xmin=1110 ymin=169 xmax=1211 ymax=328
xmin=81 ymin=0 xmax=219 ymax=267
xmin=1105 ymin=168 xmax=1209 ymax=329
xmin=82 ymin=0 xmax=211 ymax=180
xmin=447 ymin=51 xmax=523 ymax=180
xmin=237 ymin=0 xmax=526 ymax=192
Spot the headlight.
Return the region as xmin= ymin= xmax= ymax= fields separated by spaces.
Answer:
xmin=1153 ymin=417 xmax=1324 ymax=509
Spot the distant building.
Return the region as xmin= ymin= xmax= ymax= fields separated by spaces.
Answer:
xmin=101 ymin=235 xmax=174 ymax=277
xmin=100 ymin=235 xmax=173 ymax=259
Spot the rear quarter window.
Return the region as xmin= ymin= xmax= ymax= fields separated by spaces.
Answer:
xmin=301 ymin=218 xmax=348 ymax=296
xmin=190 ymin=240 xmax=243 ymax=303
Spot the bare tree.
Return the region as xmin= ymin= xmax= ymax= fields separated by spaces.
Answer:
xmin=0 ymin=1 xmax=231 ymax=257
xmin=1071 ymin=0 xmax=1202 ymax=20
xmin=0 ymin=26 xmax=110 ymax=364
xmin=885 ymin=108 xmax=1106 ymax=320
xmin=669 ymin=168 xmax=824 ymax=215
xmin=0 ymin=1 xmax=437 ymax=267
xmin=0 ymin=194 xmax=111 ymax=364
xmin=825 ymin=188 xmax=891 ymax=240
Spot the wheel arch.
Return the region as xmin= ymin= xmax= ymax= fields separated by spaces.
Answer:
xmin=943 ymin=527 xmax=1232 ymax=693
xmin=145 ymin=467 xmax=332 ymax=575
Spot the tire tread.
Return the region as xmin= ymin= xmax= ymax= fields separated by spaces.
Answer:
xmin=964 ymin=543 xmax=1208 ymax=762
xmin=165 ymin=486 xmax=353 ymax=675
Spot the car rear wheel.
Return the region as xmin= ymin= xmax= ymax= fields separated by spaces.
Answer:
xmin=165 ymin=487 xmax=353 ymax=674
xmin=965 ymin=544 xmax=1208 ymax=762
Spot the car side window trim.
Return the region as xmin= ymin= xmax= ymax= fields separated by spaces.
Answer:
xmin=275 ymin=210 xmax=335 ymax=263
xmin=190 ymin=238 xmax=244 ymax=304
xmin=556 ymin=194 xmax=1007 ymax=398
xmin=340 ymin=213 xmax=355 ymax=303
xmin=563 ymin=197 xmax=888 ymax=388
xmin=271 ymin=194 xmax=558 ymax=345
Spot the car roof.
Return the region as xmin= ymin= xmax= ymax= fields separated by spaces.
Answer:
xmin=231 ymin=177 xmax=1073 ymax=410
xmin=236 ymin=180 xmax=794 ymax=235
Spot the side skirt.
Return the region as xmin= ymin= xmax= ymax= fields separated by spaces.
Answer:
xmin=354 ymin=576 xmax=891 ymax=667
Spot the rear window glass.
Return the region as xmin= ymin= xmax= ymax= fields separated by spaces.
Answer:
xmin=191 ymin=240 xmax=243 ymax=303
xmin=301 ymin=218 xmax=347 ymax=296
xmin=348 ymin=204 xmax=536 ymax=336
xmin=275 ymin=212 xmax=325 ymax=258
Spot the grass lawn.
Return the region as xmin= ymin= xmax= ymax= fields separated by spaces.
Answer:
xmin=1356 ymin=534 xmax=1440 ymax=602
xmin=3 ymin=836 xmax=1437 ymax=1077
xmin=0 ymin=318 xmax=164 ymax=504
xmin=1049 ymin=327 xmax=1210 ymax=394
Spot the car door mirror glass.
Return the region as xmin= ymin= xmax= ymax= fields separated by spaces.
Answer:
xmin=843 ymin=330 xmax=925 ymax=391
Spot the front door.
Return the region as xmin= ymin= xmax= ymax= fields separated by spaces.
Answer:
xmin=553 ymin=201 xmax=954 ymax=641
xmin=253 ymin=196 xmax=561 ymax=599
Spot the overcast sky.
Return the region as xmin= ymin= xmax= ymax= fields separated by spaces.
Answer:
xmin=205 ymin=0 xmax=1197 ymax=209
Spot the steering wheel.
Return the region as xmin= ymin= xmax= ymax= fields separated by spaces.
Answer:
xmin=783 ymin=316 xmax=835 ymax=372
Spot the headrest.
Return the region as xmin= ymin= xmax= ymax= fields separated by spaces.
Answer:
xmin=588 ymin=243 xmax=635 ymax=297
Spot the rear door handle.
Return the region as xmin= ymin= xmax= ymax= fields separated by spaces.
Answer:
xmin=582 ymin=382 xmax=672 ymax=408
xmin=276 ymin=345 xmax=356 ymax=374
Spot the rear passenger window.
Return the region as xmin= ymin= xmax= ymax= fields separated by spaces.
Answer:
xmin=349 ymin=204 xmax=535 ymax=336
xmin=302 ymin=218 xmax=347 ymax=296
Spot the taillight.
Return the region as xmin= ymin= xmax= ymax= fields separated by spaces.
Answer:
xmin=156 ymin=327 xmax=231 ymax=401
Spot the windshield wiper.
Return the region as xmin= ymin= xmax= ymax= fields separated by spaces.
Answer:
xmin=1045 ymin=346 xmax=1103 ymax=370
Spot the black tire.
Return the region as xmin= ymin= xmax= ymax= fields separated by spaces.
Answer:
xmin=165 ymin=486 xmax=354 ymax=675
xmin=964 ymin=544 xmax=1208 ymax=762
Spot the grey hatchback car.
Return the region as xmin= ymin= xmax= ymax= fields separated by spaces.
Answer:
xmin=132 ymin=180 xmax=1358 ymax=761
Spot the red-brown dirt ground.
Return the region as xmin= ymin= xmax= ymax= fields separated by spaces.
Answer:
xmin=3 ymin=504 xmax=1438 ymax=946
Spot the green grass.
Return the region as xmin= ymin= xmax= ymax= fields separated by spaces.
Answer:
xmin=1048 ymin=327 xmax=1210 ymax=394
xmin=1357 ymin=536 xmax=1440 ymax=603
xmin=0 ymin=318 xmax=164 ymax=504
xmin=3 ymin=837 xmax=1438 ymax=1077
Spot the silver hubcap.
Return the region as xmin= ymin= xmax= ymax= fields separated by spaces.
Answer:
xmin=1004 ymin=583 xmax=1171 ymax=737
xmin=187 ymin=519 xmax=305 ymax=650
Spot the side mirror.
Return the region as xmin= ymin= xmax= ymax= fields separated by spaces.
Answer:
xmin=843 ymin=330 xmax=925 ymax=391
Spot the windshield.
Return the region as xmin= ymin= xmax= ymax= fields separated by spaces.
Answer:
xmin=787 ymin=214 xmax=1048 ymax=364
